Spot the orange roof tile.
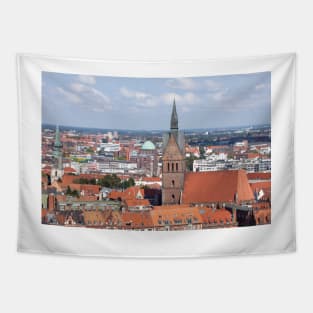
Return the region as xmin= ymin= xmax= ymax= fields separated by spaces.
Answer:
xmin=124 ymin=199 xmax=151 ymax=207
xmin=198 ymin=207 xmax=232 ymax=224
xmin=68 ymin=184 xmax=100 ymax=194
xmin=61 ymin=174 xmax=78 ymax=186
xmin=63 ymin=167 xmax=77 ymax=173
xmin=250 ymin=181 xmax=271 ymax=200
xmin=182 ymin=170 xmax=254 ymax=204
xmin=120 ymin=211 xmax=154 ymax=228
xmin=247 ymin=172 xmax=271 ymax=181
xmin=150 ymin=206 xmax=203 ymax=226
xmin=122 ymin=186 xmax=145 ymax=200
xmin=108 ymin=190 xmax=123 ymax=200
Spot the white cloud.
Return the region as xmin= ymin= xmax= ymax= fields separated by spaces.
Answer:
xmin=166 ymin=78 xmax=198 ymax=90
xmin=211 ymin=89 xmax=229 ymax=101
xmin=204 ymin=80 xmax=221 ymax=91
xmin=56 ymin=87 xmax=82 ymax=104
xmin=77 ymin=75 xmax=96 ymax=85
xmin=161 ymin=92 xmax=200 ymax=112
xmin=57 ymin=83 xmax=112 ymax=112
xmin=120 ymin=87 xmax=150 ymax=100
xmin=161 ymin=92 xmax=198 ymax=104
xmin=70 ymin=83 xmax=86 ymax=93
xmin=120 ymin=87 xmax=158 ymax=108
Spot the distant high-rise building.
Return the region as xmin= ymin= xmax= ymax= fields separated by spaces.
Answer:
xmin=162 ymin=99 xmax=186 ymax=204
xmin=51 ymin=125 xmax=64 ymax=182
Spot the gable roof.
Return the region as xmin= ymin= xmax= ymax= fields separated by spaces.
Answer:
xmin=182 ymin=170 xmax=254 ymax=204
xmin=122 ymin=186 xmax=145 ymax=200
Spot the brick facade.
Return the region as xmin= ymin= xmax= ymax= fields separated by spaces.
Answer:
xmin=162 ymin=101 xmax=186 ymax=204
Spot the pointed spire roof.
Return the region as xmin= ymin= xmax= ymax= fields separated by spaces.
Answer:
xmin=54 ymin=125 xmax=62 ymax=148
xmin=170 ymin=98 xmax=178 ymax=130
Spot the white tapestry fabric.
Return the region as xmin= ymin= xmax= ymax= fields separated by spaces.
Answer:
xmin=17 ymin=53 xmax=296 ymax=258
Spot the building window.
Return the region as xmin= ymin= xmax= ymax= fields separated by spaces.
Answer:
xmin=171 ymin=180 xmax=175 ymax=187
xmin=172 ymin=194 xmax=175 ymax=200
xmin=176 ymin=163 xmax=178 ymax=171
xmin=167 ymin=163 xmax=170 ymax=172
xmin=172 ymin=163 xmax=174 ymax=172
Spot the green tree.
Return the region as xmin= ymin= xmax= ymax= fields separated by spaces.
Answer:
xmin=128 ymin=177 xmax=135 ymax=187
xmin=65 ymin=185 xmax=79 ymax=197
xmin=99 ymin=174 xmax=122 ymax=188
xmin=186 ymin=156 xmax=198 ymax=171
xmin=85 ymin=147 xmax=94 ymax=154
xmin=199 ymin=146 xmax=205 ymax=159
xmin=66 ymin=186 xmax=72 ymax=195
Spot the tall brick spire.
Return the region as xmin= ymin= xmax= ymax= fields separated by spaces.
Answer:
xmin=162 ymin=98 xmax=185 ymax=205
xmin=170 ymin=98 xmax=178 ymax=130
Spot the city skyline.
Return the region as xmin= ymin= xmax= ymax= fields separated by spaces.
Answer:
xmin=42 ymin=71 xmax=271 ymax=130
xmin=42 ymin=99 xmax=271 ymax=230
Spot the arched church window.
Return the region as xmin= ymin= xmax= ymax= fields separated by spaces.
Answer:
xmin=172 ymin=194 xmax=175 ymax=200
xmin=172 ymin=180 xmax=175 ymax=187
xmin=167 ymin=163 xmax=170 ymax=172
xmin=172 ymin=163 xmax=174 ymax=172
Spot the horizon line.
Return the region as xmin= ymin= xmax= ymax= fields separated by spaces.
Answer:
xmin=42 ymin=122 xmax=271 ymax=132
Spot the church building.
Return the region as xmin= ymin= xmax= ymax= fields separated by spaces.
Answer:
xmin=162 ymin=99 xmax=186 ymax=204
xmin=161 ymin=100 xmax=256 ymax=208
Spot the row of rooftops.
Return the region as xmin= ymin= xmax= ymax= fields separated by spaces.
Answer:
xmin=43 ymin=205 xmax=235 ymax=229
xmin=43 ymin=169 xmax=271 ymax=208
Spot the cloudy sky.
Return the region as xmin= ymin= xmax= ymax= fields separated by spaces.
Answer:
xmin=42 ymin=71 xmax=270 ymax=130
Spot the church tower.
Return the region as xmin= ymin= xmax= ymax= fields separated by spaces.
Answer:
xmin=51 ymin=125 xmax=64 ymax=182
xmin=162 ymin=99 xmax=186 ymax=204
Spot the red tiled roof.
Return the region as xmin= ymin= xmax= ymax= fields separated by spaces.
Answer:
xmin=120 ymin=211 xmax=154 ymax=228
xmin=250 ymin=181 xmax=271 ymax=200
xmin=122 ymin=186 xmax=145 ymax=200
xmin=247 ymin=172 xmax=271 ymax=181
xmin=182 ymin=170 xmax=254 ymax=204
xmin=249 ymin=181 xmax=271 ymax=191
xmin=198 ymin=207 xmax=232 ymax=224
xmin=108 ymin=190 xmax=123 ymax=200
xmin=150 ymin=205 xmax=203 ymax=226
xmin=246 ymin=152 xmax=260 ymax=159
xmin=68 ymin=183 xmax=81 ymax=191
xmin=64 ymin=167 xmax=77 ymax=173
xmin=61 ymin=174 xmax=78 ymax=186
xmin=124 ymin=199 xmax=151 ymax=207
xmin=254 ymin=207 xmax=271 ymax=224
xmin=41 ymin=208 xmax=48 ymax=219
xmin=68 ymin=184 xmax=100 ymax=195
